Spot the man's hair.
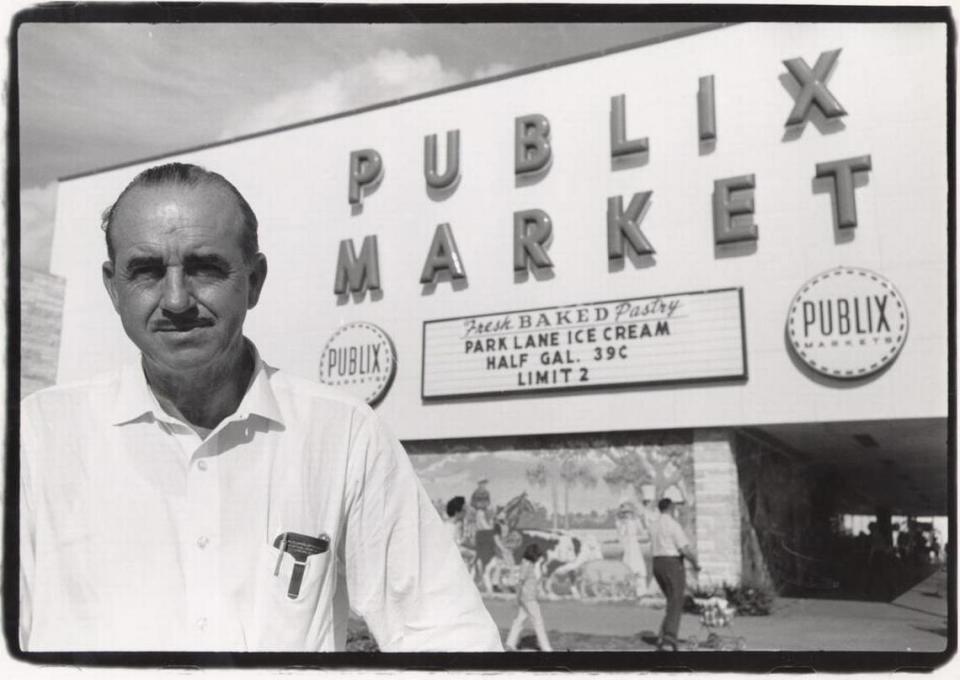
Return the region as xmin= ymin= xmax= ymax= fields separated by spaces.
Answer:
xmin=446 ymin=496 xmax=466 ymax=518
xmin=101 ymin=162 xmax=259 ymax=264
xmin=658 ymin=498 xmax=673 ymax=513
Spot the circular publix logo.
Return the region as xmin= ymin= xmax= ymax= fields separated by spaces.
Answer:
xmin=319 ymin=322 xmax=397 ymax=406
xmin=786 ymin=267 xmax=908 ymax=380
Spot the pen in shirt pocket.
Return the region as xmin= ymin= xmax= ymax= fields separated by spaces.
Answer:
xmin=272 ymin=531 xmax=331 ymax=598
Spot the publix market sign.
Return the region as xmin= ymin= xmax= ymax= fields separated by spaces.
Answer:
xmin=319 ymin=322 xmax=397 ymax=405
xmin=787 ymin=267 xmax=908 ymax=379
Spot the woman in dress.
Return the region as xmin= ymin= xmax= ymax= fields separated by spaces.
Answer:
xmin=616 ymin=501 xmax=648 ymax=597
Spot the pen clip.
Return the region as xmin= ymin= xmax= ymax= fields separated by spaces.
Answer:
xmin=273 ymin=533 xmax=288 ymax=576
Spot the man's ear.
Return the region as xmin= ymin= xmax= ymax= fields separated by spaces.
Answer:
xmin=247 ymin=253 xmax=268 ymax=309
xmin=102 ymin=260 xmax=120 ymax=312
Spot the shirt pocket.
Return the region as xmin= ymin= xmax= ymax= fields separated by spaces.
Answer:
xmin=248 ymin=542 xmax=331 ymax=651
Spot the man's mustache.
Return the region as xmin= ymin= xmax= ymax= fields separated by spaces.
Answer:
xmin=152 ymin=316 xmax=214 ymax=331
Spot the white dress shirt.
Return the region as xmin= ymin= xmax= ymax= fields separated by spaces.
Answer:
xmin=20 ymin=343 xmax=502 ymax=652
xmin=651 ymin=513 xmax=690 ymax=557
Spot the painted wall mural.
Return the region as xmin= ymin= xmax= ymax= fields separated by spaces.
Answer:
xmin=406 ymin=431 xmax=696 ymax=601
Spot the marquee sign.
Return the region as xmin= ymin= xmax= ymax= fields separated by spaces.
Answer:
xmin=786 ymin=267 xmax=908 ymax=379
xmin=319 ymin=322 xmax=397 ymax=405
xmin=422 ymin=288 xmax=746 ymax=399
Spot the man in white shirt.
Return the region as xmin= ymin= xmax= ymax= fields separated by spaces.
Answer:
xmin=19 ymin=162 xmax=503 ymax=652
xmin=650 ymin=498 xmax=700 ymax=651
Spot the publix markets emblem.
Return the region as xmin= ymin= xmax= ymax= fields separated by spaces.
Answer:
xmin=319 ymin=322 xmax=397 ymax=405
xmin=787 ymin=267 xmax=908 ymax=379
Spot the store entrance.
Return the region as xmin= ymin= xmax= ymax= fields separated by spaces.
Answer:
xmin=742 ymin=418 xmax=949 ymax=601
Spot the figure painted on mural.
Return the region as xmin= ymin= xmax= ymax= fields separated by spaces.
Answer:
xmin=19 ymin=162 xmax=501 ymax=652
xmin=483 ymin=506 xmax=520 ymax=593
xmin=505 ymin=543 xmax=553 ymax=652
xmin=445 ymin=495 xmax=477 ymax=570
xmin=472 ymin=492 xmax=534 ymax=594
xmin=468 ymin=479 xmax=495 ymax=588
xmin=471 ymin=478 xmax=493 ymax=530
xmin=445 ymin=495 xmax=466 ymax=542
xmin=615 ymin=501 xmax=648 ymax=597
xmin=650 ymin=498 xmax=700 ymax=651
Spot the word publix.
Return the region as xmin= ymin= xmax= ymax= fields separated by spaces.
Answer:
xmin=324 ymin=343 xmax=386 ymax=378
xmin=786 ymin=268 xmax=907 ymax=379
xmin=318 ymin=321 xmax=397 ymax=405
xmin=335 ymin=48 xmax=872 ymax=297
xmin=799 ymin=295 xmax=893 ymax=343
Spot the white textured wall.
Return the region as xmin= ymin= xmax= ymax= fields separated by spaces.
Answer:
xmin=51 ymin=23 xmax=949 ymax=440
xmin=693 ymin=429 xmax=742 ymax=585
xmin=20 ymin=268 xmax=66 ymax=397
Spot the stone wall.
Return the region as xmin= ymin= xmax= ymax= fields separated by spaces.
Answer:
xmin=20 ymin=268 xmax=66 ymax=397
xmin=692 ymin=429 xmax=742 ymax=587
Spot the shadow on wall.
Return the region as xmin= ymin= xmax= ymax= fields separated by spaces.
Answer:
xmin=735 ymin=431 xmax=835 ymax=597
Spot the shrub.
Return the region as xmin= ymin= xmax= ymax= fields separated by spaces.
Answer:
xmin=683 ymin=582 xmax=774 ymax=616
xmin=723 ymin=582 xmax=774 ymax=616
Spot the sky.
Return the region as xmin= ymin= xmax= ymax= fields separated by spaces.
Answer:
xmin=14 ymin=16 xmax=713 ymax=272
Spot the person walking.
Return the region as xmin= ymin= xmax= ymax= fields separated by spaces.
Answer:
xmin=505 ymin=543 xmax=553 ymax=652
xmin=650 ymin=498 xmax=700 ymax=651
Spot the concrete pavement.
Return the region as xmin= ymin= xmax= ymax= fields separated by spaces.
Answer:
xmin=482 ymin=569 xmax=950 ymax=652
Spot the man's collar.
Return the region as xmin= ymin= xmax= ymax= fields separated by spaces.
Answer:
xmin=110 ymin=360 xmax=165 ymax=425
xmin=110 ymin=341 xmax=285 ymax=428
xmin=230 ymin=342 xmax=285 ymax=426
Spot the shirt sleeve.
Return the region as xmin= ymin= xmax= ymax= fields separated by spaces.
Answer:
xmin=341 ymin=406 xmax=503 ymax=652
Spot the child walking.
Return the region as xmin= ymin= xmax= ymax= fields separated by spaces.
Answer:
xmin=505 ymin=543 xmax=553 ymax=651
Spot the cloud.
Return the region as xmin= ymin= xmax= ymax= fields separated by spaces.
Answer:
xmin=219 ymin=50 xmax=514 ymax=140
xmin=471 ymin=63 xmax=514 ymax=80
xmin=19 ymin=182 xmax=58 ymax=272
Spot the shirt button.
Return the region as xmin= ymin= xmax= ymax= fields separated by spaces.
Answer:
xmin=197 ymin=536 xmax=210 ymax=549
xmin=197 ymin=460 xmax=208 ymax=471
xmin=196 ymin=617 xmax=207 ymax=631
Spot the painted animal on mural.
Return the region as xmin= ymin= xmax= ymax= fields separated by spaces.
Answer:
xmin=577 ymin=559 xmax=637 ymax=599
xmin=465 ymin=491 xmax=640 ymax=600
xmin=473 ymin=517 xmax=604 ymax=597
xmin=518 ymin=530 xmax=605 ymax=598
xmin=473 ymin=492 xmax=535 ymax=592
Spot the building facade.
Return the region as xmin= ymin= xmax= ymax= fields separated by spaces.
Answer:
xmin=46 ymin=23 xmax=950 ymax=596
